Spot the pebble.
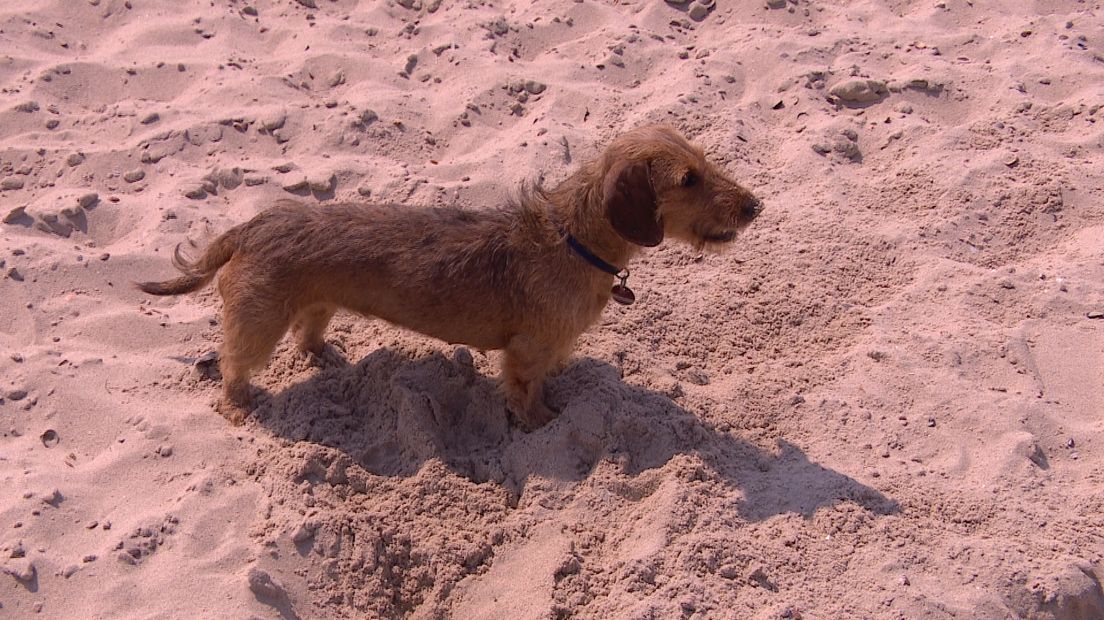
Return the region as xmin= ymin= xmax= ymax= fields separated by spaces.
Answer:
xmin=14 ymin=101 xmax=39 ymax=113
xmin=247 ymin=568 xmax=288 ymax=600
xmin=1 ymin=177 xmax=26 ymax=190
xmin=3 ymin=558 xmax=35 ymax=583
xmin=78 ymin=192 xmax=99 ymax=208
xmin=183 ymin=186 xmax=207 ymax=200
xmin=766 ymin=0 xmax=786 ymax=8
xmin=7 ymin=267 xmax=24 ymax=281
xmin=261 ymin=110 xmax=286 ymax=132
xmin=1003 ymin=153 xmax=1019 ymax=167
xmin=215 ymin=167 xmax=244 ymax=190
xmin=158 ymin=445 xmax=173 ymax=457
xmin=358 ymin=109 xmax=378 ymax=126
xmin=83 ymin=554 xmax=97 ymax=563
xmin=123 ymin=169 xmax=145 ymax=183
xmin=688 ymin=2 xmax=710 ymax=20
xmin=40 ymin=489 xmax=63 ymax=506
xmin=832 ymin=139 xmax=862 ymax=160
xmin=830 ymin=79 xmax=888 ymax=103
xmin=294 ymin=0 xmax=317 ymax=7
xmin=140 ymin=112 xmax=160 ymax=124
xmin=242 ymin=6 xmax=258 ymax=16
xmin=308 ymin=173 xmax=336 ymax=193
xmin=62 ymin=564 xmax=80 ymax=578
xmin=66 ymin=153 xmax=85 ymax=166
xmin=1087 ymin=311 xmax=1104 ymax=319
xmin=41 ymin=429 xmax=59 ymax=448
xmin=282 ymin=178 xmax=310 ymax=192
xmin=357 ymin=186 xmax=372 ymax=197
xmin=291 ymin=521 xmax=315 ymax=543
xmin=7 ymin=389 xmax=27 ymax=401
xmin=523 ymin=79 xmax=546 ymax=94
xmin=4 ymin=205 xmax=28 ymax=223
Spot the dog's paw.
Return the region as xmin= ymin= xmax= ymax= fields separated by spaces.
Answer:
xmin=511 ymin=400 xmax=560 ymax=432
xmin=215 ymin=398 xmax=250 ymax=426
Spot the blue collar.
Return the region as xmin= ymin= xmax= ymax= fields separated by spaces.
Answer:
xmin=564 ymin=233 xmax=626 ymax=278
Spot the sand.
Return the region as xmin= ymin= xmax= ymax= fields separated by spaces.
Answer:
xmin=2 ymin=0 xmax=1103 ymax=618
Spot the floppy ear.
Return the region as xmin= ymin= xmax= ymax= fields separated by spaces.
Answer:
xmin=603 ymin=159 xmax=663 ymax=247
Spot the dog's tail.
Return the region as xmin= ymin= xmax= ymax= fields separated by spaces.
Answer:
xmin=137 ymin=228 xmax=240 ymax=296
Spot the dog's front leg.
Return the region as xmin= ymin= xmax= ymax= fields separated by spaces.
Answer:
xmin=501 ymin=335 xmax=562 ymax=431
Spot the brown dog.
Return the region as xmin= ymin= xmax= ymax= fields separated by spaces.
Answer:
xmin=139 ymin=124 xmax=763 ymax=429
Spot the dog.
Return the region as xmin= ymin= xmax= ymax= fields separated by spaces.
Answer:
xmin=138 ymin=124 xmax=763 ymax=429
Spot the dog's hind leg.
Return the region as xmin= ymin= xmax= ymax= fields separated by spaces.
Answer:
xmin=215 ymin=274 xmax=293 ymax=425
xmin=292 ymin=303 xmax=337 ymax=357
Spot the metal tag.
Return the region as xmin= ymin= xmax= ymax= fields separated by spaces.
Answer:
xmin=611 ymin=284 xmax=635 ymax=305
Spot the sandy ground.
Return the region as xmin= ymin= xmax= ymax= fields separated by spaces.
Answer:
xmin=2 ymin=0 xmax=1103 ymax=618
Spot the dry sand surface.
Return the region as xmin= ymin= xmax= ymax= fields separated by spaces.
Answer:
xmin=2 ymin=0 xmax=1104 ymax=618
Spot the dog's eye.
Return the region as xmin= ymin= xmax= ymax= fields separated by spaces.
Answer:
xmin=681 ymin=171 xmax=698 ymax=187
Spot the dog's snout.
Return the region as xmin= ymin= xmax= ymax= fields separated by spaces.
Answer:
xmin=742 ymin=197 xmax=764 ymax=220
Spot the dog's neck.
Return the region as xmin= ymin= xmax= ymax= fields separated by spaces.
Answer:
xmin=549 ymin=167 xmax=638 ymax=273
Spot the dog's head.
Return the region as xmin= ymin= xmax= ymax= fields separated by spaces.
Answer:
xmin=600 ymin=124 xmax=763 ymax=251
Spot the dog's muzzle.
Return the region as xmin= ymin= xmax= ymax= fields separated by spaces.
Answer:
xmin=742 ymin=198 xmax=764 ymax=221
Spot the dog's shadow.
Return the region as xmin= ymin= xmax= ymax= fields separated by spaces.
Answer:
xmin=250 ymin=348 xmax=898 ymax=522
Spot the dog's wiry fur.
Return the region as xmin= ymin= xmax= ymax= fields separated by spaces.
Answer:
xmin=138 ymin=124 xmax=763 ymax=429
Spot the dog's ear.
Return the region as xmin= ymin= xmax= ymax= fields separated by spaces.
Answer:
xmin=603 ymin=159 xmax=663 ymax=247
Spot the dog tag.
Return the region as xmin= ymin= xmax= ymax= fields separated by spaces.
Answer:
xmin=611 ymin=284 xmax=635 ymax=305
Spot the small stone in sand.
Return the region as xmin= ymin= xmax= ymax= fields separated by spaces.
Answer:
xmin=4 ymin=558 xmax=35 ymax=583
xmin=248 ymin=568 xmax=288 ymax=600
xmin=78 ymin=192 xmax=99 ymax=208
xmin=41 ymin=429 xmax=59 ymax=448
xmin=123 ymin=169 xmax=145 ymax=183
xmin=309 ymin=173 xmax=336 ymax=192
xmin=294 ymin=0 xmax=317 ymax=7
xmin=524 ymin=79 xmax=547 ymax=94
xmin=41 ymin=489 xmax=63 ymax=506
xmin=261 ymin=110 xmax=286 ymax=132
xmin=830 ymin=79 xmax=888 ymax=103
xmin=140 ymin=112 xmax=160 ymax=124
xmin=7 ymin=389 xmax=27 ymax=401
xmin=242 ymin=6 xmax=258 ymax=16
xmin=7 ymin=267 xmax=24 ymax=281
xmin=158 ymin=445 xmax=173 ymax=457
xmin=4 ymin=206 xmax=28 ymax=223
xmin=14 ymin=101 xmax=39 ymax=113
xmin=357 ymin=186 xmax=372 ymax=197
xmin=184 ymin=187 xmax=207 ymax=200
xmin=688 ymin=2 xmax=710 ymax=20
xmin=1086 ymin=311 xmax=1103 ymax=319
xmin=282 ymin=178 xmax=310 ymax=193
xmin=1 ymin=177 xmax=25 ymax=190
xmin=66 ymin=153 xmax=85 ymax=166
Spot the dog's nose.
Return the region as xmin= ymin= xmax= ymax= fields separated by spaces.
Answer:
xmin=742 ymin=198 xmax=764 ymax=220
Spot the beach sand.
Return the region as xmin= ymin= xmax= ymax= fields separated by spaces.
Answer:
xmin=2 ymin=0 xmax=1103 ymax=618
